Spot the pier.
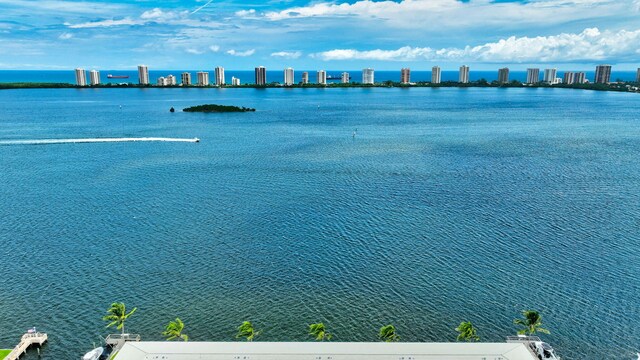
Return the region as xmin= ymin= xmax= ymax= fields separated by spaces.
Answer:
xmin=0 ymin=137 xmax=200 ymax=146
xmin=5 ymin=331 xmax=47 ymax=360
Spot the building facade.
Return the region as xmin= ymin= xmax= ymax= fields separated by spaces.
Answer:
xmin=636 ymin=68 xmax=640 ymax=83
xmin=498 ymin=68 xmax=510 ymax=84
xmin=301 ymin=72 xmax=309 ymax=84
xmin=197 ymin=72 xmax=209 ymax=86
xmin=563 ymin=72 xmax=575 ymax=85
xmin=255 ymin=66 xmax=267 ymax=85
xmin=362 ymin=68 xmax=374 ymax=84
xmin=166 ymin=75 xmax=176 ymax=86
xmin=341 ymin=72 xmax=350 ymax=84
xmin=526 ymin=68 xmax=540 ymax=84
xmin=137 ymin=65 xmax=149 ymax=85
xmin=157 ymin=77 xmax=167 ymax=86
xmin=574 ymin=72 xmax=586 ymax=84
xmin=181 ymin=72 xmax=192 ymax=86
xmin=400 ymin=68 xmax=411 ymax=84
xmin=459 ymin=65 xmax=470 ymax=84
xmin=215 ymin=67 xmax=225 ymax=86
xmin=317 ymin=70 xmax=327 ymax=85
xmin=89 ymin=70 xmax=100 ymax=86
xmin=594 ymin=65 xmax=611 ymax=84
xmin=431 ymin=66 xmax=441 ymax=84
xmin=543 ymin=68 xmax=557 ymax=84
xmin=75 ymin=68 xmax=86 ymax=86
xmin=284 ymin=68 xmax=294 ymax=86
xmin=231 ymin=77 xmax=241 ymax=86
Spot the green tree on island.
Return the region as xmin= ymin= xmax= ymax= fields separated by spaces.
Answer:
xmin=103 ymin=302 xmax=137 ymax=334
xmin=378 ymin=324 xmax=400 ymax=342
xmin=514 ymin=310 xmax=550 ymax=335
xmin=308 ymin=323 xmax=332 ymax=341
xmin=163 ymin=318 xmax=188 ymax=341
xmin=455 ymin=321 xmax=480 ymax=342
xmin=236 ymin=321 xmax=260 ymax=341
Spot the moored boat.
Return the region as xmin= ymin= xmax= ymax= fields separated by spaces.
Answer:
xmin=82 ymin=347 xmax=104 ymax=360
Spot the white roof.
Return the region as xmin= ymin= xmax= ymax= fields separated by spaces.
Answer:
xmin=115 ymin=341 xmax=536 ymax=360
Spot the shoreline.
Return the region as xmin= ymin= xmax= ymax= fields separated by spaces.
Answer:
xmin=0 ymin=81 xmax=638 ymax=93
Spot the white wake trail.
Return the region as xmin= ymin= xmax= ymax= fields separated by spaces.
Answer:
xmin=0 ymin=137 xmax=200 ymax=145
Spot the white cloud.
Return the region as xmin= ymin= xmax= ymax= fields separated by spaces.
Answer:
xmin=58 ymin=32 xmax=73 ymax=40
xmin=235 ymin=9 xmax=256 ymax=17
xmin=226 ymin=49 xmax=255 ymax=57
xmin=186 ymin=48 xmax=205 ymax=55
xmin=313 ymin=28 xmax=640 ymax=63
xmin=0 ymin=0 xmax=125 ymax=15
xmin=271 ymin=51 xmax=302 ymax=59
xmin=68 ymin=18 xmax=141 ymax=28
xmin=209 ymin=45 xmax=220 ymax=52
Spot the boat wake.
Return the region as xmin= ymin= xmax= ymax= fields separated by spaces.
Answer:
xmin=0 ymin=137 xmax=200 ymax=145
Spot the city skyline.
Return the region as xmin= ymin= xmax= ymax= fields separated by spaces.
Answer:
xmin=1 ymin=0 xmax=640 ymax=70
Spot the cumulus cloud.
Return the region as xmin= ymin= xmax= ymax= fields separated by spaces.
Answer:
xmin=226 ymin=49 xmax=255 ymax=57
xmin=271 ymin=51 xmax=302 ymax=59
xmin=313 ymin=28 xmax=640 ymax=63
xmin=235 ymin=9 xmax=256 ymax=17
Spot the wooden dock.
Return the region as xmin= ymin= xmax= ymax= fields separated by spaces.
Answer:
xmin=5 ymin=332 xmax=47 ymax=360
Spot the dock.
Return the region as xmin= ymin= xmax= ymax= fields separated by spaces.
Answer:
xmin=5 ymin=332 xmax=47 ymax=360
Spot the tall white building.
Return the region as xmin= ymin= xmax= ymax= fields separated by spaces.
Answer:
xmin=231 ymin=77 xmax=241 ymax=86
xmin=637 ymin=68 xmax=640 ymax=83
xmin=284 ymin=67 xmax=294 ymax=86
xmin=181 ymin=72 xmax=192 ymax=86
xmin=197 ymin=71 xmax=210 ymax=86
xmin=89 ymin=70 xmax=100 ymax=86
xmin=166 ymin=75 xmax=176 ymax=86
xmin=157 ymin=77 xmax=167 ymax=86
xmin=431 ymin=66 xmax=441 ymax=84
xmin=341 ymin=72 xmax=350 ymax=84
xmin=543 ymin=68 xmax=557 ymax=84
xmin=362 ymin=68 xmax=374 ymax=84
xmin=563 ymin=72 xmax=575 ymax=85
xmin=301 ymin=72 xmax=309 ymax=84
xmin=574 ymin=72 xmax=586 ymax=84
xmin=459 ymin=65 xmax=470 ymax=84
xmin=498 ymin=68 xmax=510 ymax=84
xmin=401 ymin=68 xmax=411 ymax=84
xmin=138 ymin=65 xmax=149 ymax=85
xmin=255 ymin=66 xmax=267 ymax=85
xmin=526 ymin=68 xmax=540 ymax=84
xmin=215 ymin=67 xmax=225 ymax=86
xmin=75 ymin=68 xmax=86 ymax=86
xmin=317 ymin=70 xmax=327 ymax=85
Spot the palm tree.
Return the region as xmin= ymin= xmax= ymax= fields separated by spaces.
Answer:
xmin=236 ymin=321 xmax=260 ymax=341
xmin=378 ymin=324 xmax=399 ymax=342
xmin=455 ymin=321 xmax=480 ymax=342
xmin=163 ymin=318 xmax=188 ymax=341
xmin=514 ymin=310 xmax=550 ymax=335
xmin=308 ymin=323 xmax=332 ymax=341
xmin=103 ymin=302 xmax=137 ymax=334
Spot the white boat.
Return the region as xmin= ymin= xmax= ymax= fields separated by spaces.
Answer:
xmin=506 ymin=335 xmax=560 ymax=360
xmin=82 ymin=347 xmax=103 ymax=360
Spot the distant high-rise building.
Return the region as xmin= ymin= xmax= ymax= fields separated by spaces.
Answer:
xmin=138 ymin=65 xmax=149 ymax=85
xmin=400 ymin=68 xmax=411 ymax=84
xmin=526 ymin=68 xmax=540 ymax=84
xmin=197 ymin=71 xmax=209 ymax=86
xmin=317 ymin=70 xmax=327 ymax=85
xmin=341 ymin=72 xmax=350 ymax=84
xmin=563 ymin=72 xmax=575 ymax=85
xmin=543 ymin=68 xmax=557 ymax=84
xmin=215 ymin=67 xmax=225 ymax=86
xmin=637 ymin=68 xmax=640 ymax=83
xmin=166 ymin=75 xmax=176 ymax=86
xmin=498 ymin=68 xmax=510 ymax=84
xmin=157 ymin=76 xmax=167 ymax=86
xmin=431 ymin=66 xmax=441 ymax=84
xmin=181 ymin=72 xmax=192 ymax=86
xmin=594 ymin=64 xmax=611 ymax=84
xmin=301 ymin=72 xmax=309 ymax=84
xmin=284 ymin=67 xmax=294 ymax=86
xmin=255 ymin=66 xmax=267 ymax=85
xmin=574 ymin=72 xmax=586 ymax=84
xmin=231 ymin=77 xmax=241 ymax=86
xmin=362 ymin=68 xmax=374 ymax=84
xmin=89 ymin=70 xmax=100 ymax=86
xmin=75 ymin=68 xmax=86 ymax=86
xmin=459 ymin=65 xmax=470 ymax=84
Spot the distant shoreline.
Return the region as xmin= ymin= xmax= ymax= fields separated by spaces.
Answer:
xmin=0 ymin=81 xmax=638 ymax=93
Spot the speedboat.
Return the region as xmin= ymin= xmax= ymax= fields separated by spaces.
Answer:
xmin=82 ymin=347 xmax=103 ymax=360
xmin=506 ymin=335 xmax=560 ymax=360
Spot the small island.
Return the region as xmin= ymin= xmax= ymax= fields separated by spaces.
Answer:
xmin=182 ymin=104 xmax=256 ymax=113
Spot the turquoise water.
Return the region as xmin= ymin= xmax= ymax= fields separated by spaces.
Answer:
xmin=0 ymin=87 xmax=638 ymax=359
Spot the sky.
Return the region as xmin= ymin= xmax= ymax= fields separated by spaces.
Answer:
xmin=1 ymin=0 xmax=640 ymax=70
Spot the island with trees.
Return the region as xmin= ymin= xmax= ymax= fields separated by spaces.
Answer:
xmin=182 ymin=104 xmax=256 ymax=113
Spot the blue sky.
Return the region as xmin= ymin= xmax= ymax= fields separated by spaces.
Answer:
xmin=1 ymin=0 xmax=639 ymax=70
